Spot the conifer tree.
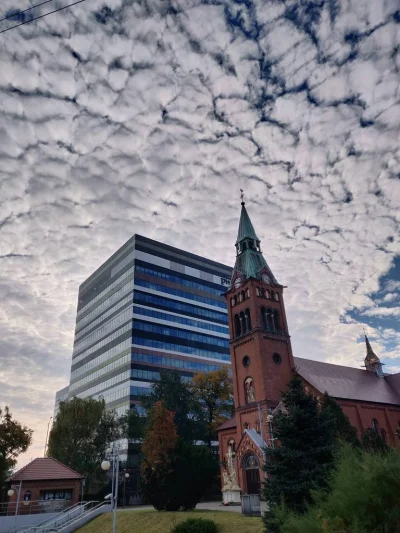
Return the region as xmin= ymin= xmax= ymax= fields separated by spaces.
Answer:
xmin=320 ymin=392 xmax=360 ymax=448
xmin=263 ymin=374 xmax=336 ymax=531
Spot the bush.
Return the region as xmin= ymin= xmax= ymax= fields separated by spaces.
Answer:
xmin=272 ymin=443 xmax=400 ymax=533
xmin=171 ymin=518 xmax=219 ymax=533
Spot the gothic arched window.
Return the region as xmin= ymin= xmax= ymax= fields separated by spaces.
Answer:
xmin=267 ymin=307 xmax=274 ymax=330
xmin=372 ymin=419 xmax=379 ymax=433
xmin=256 ymin=420 xmax=260 ymax=433
xmin=240 ymin=311 xmax=247 ymax=334
xmin=261 ymin=307 xmax=268 ymax=329
xmin=234 ymin=314 xmax=241 ymax=337
xmin=273 ymin=309 xmax=280 ymax=331
xmin=245 ymin=308 xmax=252 ymax=331
xmin=244 ymin=377 xmax=256 ymax=404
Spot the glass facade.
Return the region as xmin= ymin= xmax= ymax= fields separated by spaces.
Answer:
xmin=55 ymin=234 xmax=232 ymax=420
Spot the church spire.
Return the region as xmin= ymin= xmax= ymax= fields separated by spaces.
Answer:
xmin=231 ymin=196 xmax=277 ymax=286
xmin=364 ymin=335 xmax=384 ymax=377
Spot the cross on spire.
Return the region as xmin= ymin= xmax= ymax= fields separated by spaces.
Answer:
xmin=240 ymin=189 xmax=245 ymax=205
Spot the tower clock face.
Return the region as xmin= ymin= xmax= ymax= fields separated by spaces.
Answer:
xmin=262 ymin=273 xmax=271 ymax=284
xmin=234 ymin=277 xmax=242 ymax=289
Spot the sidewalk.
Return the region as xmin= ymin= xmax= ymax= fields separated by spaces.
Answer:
xmin=120 ymin=501 xmax=267 ymax=514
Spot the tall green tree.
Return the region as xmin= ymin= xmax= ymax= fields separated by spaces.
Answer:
xmin=320 ymin=392 xmax=360 ymax=448
xmin=141 ymin=370 xmax=199 ymax=442
xmin=140 ymin=401 xmax=217 ymax=511
xmin=119 ymin=407 xmax=145 ymax=441
xmin=48 ymin=397 xmax=120 ymax=490
xmin=191 ymin=368 xmax=234 ymax=447
xmin=0 ymin=406 xmax=33 ymax=496
xmin=361 ymin=428 xmax=389 ymax=454
xmin=263 ymin=375 xmax=336 ymax=532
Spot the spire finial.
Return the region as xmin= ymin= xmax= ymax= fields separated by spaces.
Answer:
xmin=240 ymin=189 xmax=245 ymax=205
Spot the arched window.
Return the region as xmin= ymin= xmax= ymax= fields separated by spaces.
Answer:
xmin=245 ymin=308 xmax=252 ymax=331
xmin=372 ymin=419 xmax=379 ymax=433
xmin=228 ymin=439 xmax=236 ymax=452
xmin=240 ymin=311 xmax=247 ymax=334
xmin=275 ymin=292 xmax=279 ymax=302
xmin=246 ymin=288 xmax=250 ymax=298
xmin=256 ymin=287 xmax=260 ymax=296
xmin=271 ymin=290 xmax=275 ymax=300
xmin=256 ymin=420 xmax=260 ymax=433
xmin=265 ymin=289 xmax=270 ymax=299
xmin=241 ymin=290 xmax=246 ymax=301
xmin=230 ymin=298 xmax=234 ymax=307
xmin=380 ymin=429 xmax=387 ymax=443
xmin=273 ymin=309 xmax=280 ymax=331
xmin=267 ymin=308 xmax=274 ymax=330
xmin=234 ymin=314 xmax=241 ymax=337
xmin=244 ymin=377 xmax=256 ymax=403
xmin=261 ymin=307 xmax=268 ymax=329
xmin=244 ymin=422 xmax=249 ymax=430
xmin=234 ymin=295 xmax=238 ymax=305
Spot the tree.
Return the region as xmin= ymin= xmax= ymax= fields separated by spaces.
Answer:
xmin=275 ymin=443 xmax=400 ymax=533
xmin=47 ymin=397 xmax=120 ymax=490
xmin=361 ymin=428 xmax=389 ymax=454
xmin=320 ymin=393 xmax=360 ymax=448
xmin=140 ymin=402 xmax=218 ymax=511
xmin=119 ymin=407 xmax=145 ymax=441
xmin=263 ymin=374 xmax=336 ymax=531
xmin=140 ymin=401 xmax=179 ymax=510
xmin=0 ymin=406 xmax=33 ymax=496
xmin=141 ymin=370 xmax=199 ymax=442
xmin=191 ymin=368 xmax=234 ymax=447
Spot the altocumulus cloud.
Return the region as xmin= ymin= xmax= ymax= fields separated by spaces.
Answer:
xmin=0 ymin=0 xmax=399 ymax=464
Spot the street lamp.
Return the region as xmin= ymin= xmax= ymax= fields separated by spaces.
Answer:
xmin=101 ymin=448 xmax=120 ymax=533
xmin=7 ymin=481 xmax=22 ymax=532
xmin=123 ymin=473 xmax=129 ymax=509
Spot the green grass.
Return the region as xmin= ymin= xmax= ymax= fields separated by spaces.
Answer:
xmin=78 ymin=509 xmax=263 ymax=533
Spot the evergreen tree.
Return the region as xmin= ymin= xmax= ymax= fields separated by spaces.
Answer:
xmin=263 ymin=374 xmax=336 ymax=531
xmin=320 ymin=392 xmax=360 ymax=448
xmin=361 ymin=428 xmax=389 ymax=454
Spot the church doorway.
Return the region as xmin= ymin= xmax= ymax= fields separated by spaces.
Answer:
xmin=244 ymin=455 xmax=261 ymax=494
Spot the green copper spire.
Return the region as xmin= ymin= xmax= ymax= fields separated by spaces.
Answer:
xmin=236 ymin=201 xmax=259 ymax=244
xmin=232 ymin=198 xmax=277 ymax=284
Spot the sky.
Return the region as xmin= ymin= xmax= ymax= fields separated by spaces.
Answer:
xmin=0 ymin=0 xmax=399 ymax=466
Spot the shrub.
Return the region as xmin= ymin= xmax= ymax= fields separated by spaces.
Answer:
xmin=171 ymin=518 xmax=219 ymax=533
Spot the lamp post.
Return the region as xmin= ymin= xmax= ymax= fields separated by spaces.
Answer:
xmin=7 ymin=480 xmax=22 ymax=532
xmin=123 ymin=473 xmax=129 ymax=508
xmin=101 ymin=447 xmax=120 ymax=533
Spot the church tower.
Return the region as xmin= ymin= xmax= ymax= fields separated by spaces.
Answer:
xmin=226 ymin=199 xmax=295 ymax=431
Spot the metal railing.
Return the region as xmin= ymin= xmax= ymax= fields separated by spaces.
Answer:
xmin=0 ymin=500 xmax=73 ymax=517
xmin=16 ymin=501 xmax=100 ymax=533
xmin=40 ymin=501 xmax=110 ymax=533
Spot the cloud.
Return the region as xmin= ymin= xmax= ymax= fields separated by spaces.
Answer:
xmin=0 ymin=0 xmax=399 ymax=465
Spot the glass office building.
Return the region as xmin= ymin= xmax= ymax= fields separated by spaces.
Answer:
xmin=56 ymin=235 xmax=232 ymax=422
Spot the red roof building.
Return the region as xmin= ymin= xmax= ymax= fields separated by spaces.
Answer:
xmin=8 ymin=458 xmax=83 ymax=513
xmin=218 ymin=201 xmax=400 ymax=496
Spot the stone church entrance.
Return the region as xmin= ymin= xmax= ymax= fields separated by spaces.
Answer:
xmin=244 ymin=455 xmax=261 ymax=494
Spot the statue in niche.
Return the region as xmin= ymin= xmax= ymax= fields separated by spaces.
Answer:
xmin=245 ymin=377 xmax=256 ymax=403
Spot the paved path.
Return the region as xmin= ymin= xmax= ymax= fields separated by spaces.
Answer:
xmin=121 ymin=501 xmax=267 ymax=514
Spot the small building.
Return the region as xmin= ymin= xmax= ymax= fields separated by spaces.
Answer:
xmin=8 ymin=458 xmax=83 ymax=513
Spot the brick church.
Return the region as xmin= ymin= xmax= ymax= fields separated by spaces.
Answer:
xmin=218 ymin=200 xmax=400 ymax=495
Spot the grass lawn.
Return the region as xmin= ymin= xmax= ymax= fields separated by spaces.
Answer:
xmin=78 ymin=509 xmax=263 ymax=533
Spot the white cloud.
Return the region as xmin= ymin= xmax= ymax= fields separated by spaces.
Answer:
xmin=0 ymin=0 xmax=399 ymax=466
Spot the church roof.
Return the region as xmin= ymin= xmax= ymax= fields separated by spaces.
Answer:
xmin=9 ymin=458 xmax=83 ymax=481
xmin=236 ymin=202 xmax=259 ymax=244
xmin=218 ymin=415 xmax=237 ymax=431
xmin=294 ymin=357 xmax=400 ymax=406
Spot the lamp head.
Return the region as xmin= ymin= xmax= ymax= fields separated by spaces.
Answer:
xmin=7 ymin=489 xmax=14 ymax=497
xmin=101 ymin=460 xmax=111 ymax=471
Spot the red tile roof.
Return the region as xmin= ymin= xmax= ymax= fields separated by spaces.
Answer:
xmin=10 ymin=458 xmax=83 ymax=482
xmin=294 ymin=357 xmax=400 ymax=405
xmin=218 ymin=415 xmax=237 ymax=431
